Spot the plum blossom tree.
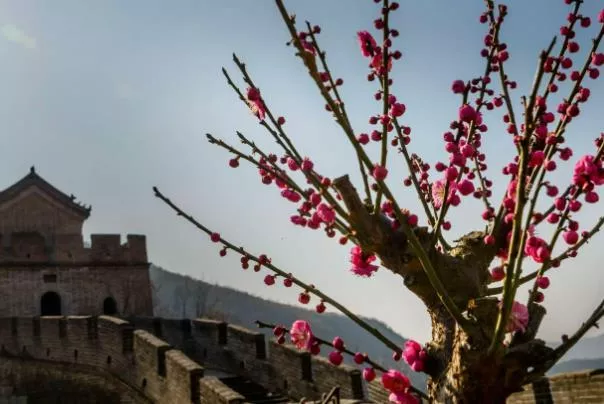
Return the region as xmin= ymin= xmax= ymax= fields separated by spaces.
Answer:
xmin=154 ymin=1 xmax=604 ymax=402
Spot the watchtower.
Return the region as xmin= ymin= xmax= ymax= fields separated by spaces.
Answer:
xmin=0 ymin=167 xmax=153 ymax=317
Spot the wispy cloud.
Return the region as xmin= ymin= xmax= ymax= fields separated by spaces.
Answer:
xmin=1 ymin=24 xmax=37 ymax=50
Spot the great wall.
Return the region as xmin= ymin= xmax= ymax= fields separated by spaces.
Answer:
xmin=0 ymin=315 xmax=603 ymax=403
xmin=0 ymin=168 xmax=602 ymax=403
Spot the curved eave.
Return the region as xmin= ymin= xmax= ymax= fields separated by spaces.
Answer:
xmin=0 ymin=168 xmax=91 ymax=218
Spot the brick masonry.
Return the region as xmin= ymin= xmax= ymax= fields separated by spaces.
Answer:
xmin=0 ymin=169 xmax=153 ymax=318
xmin=0 ymin=316 xmax=376 ymax=403
xmin=507 ymin=370 xmax=604 ymax=404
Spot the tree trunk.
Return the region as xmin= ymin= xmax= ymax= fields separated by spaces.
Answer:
xmin=425 ymin=302 xmax=538 ymax=403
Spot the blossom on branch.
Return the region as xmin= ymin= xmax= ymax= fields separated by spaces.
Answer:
xmin=350 ymin=246 xmax=379 ymax=277
xmin=382 ymin=370 xmax=418 ymax=404
xmin=290 ymin=320 xmax=314 ymax=350
xmin=357 ymin=30 xmax=378 ymax=57
xmin=504 ymin=301 xmax=529 ymax=333
xmin=246 ymin=87 xmax=266 ymax=120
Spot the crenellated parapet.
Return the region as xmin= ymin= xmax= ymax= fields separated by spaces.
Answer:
xmin=0 ymin=316 xmax=206 ymax=403
xmin=127 ymin=317 xmax=367 ymax=401
xmin=3 ymin=315 xmax=600 ymax=403
xmin=0 ymin=233 xmax=148 ymax=265
xmin=0 ymin=316 xmax=374 ymax=403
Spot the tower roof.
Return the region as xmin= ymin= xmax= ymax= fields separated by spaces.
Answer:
xmin=0 ymin=166 xmax=91 ymax=218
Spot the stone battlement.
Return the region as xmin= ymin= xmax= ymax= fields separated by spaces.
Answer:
xmin=1 ymin=315 xmax=602 ymax=403
xmin=0 ymin=233 xmax=148 ymax=265
xmin=0 ymin=316 xmax=372 ymax=403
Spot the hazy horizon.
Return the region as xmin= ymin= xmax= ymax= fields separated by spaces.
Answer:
xmin=1 ymin=0 xmax=603 ymax=344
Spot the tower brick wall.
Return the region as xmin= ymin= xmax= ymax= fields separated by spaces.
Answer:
xmin=0 ymin=169 xmax=153 ymax=317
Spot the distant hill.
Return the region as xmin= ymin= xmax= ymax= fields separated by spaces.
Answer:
xmin=556 ymin=333 xmax=604 ymax=362
xmin=149 ymin=264 xmax=427 ymax=389
xmin=549 ymin=358 xmax=604 ymax=375
xmin=547 ymin=333 xmax=604 ymax=375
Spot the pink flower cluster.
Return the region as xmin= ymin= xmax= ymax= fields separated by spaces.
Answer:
xmin=285 ymin=320 xmax=418 ymax=402
xmin=523 ymin=235 xmax=550 ymax=264
xmin=289 ymin=320 xmax=314 ymax=350
xmin=382 ymin=370 xmax=419 ymax=404
xmin=573 ymin=155 xmax=604 ymax=198
xmin=350 ymin=246 xmax=379 ymax=277
xmin=246 ymin=87 xmax=266 ymax=120
xmin=504 ymin=301 xmax=530 ymax=333
xmin=402 ymin=340 xmax=427 ymax=372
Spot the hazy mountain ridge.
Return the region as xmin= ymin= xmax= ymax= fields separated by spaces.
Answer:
xmin=149 ymin=264 xmax=603 ymax=386
xmin=548 ymin=358 xmax=604 ymax=376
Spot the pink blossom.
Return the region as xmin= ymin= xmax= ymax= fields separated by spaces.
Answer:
xmin=573 ymin=155 xmax=604 ymax=188
xmin=559 ymin=147 xmax=573 ymax=161
xmin=350 ymin=246 xmax=379 ymax=277
xmin=310 ymin=192 xmax=322 ymax=206
xmin=301 ymin=158 xmax=314 ymax=171
xmin=370 ymin=53 xmax=392 ymax=73
xmin=460 ymin=143 xmax=475 ymax=158
xmin=290 ymin=215 xmax=307 ymax=226
xmin=537 ymin=276 xmax=550 ymax=289
xmin=569 ymin=199 xmax=582 ymax=212
xmin=506 ymin=178 xmax=518 ymax=200
xmin=357 ymin=31 xmax=378 ymax=57
xmin=382 ymin=370 xmax=410 ymax=394
xmin=402 ymin=340 xmax=426 ymax=373
xmin=402 ymin=340 xmax=421 ymax=364
xmin=287 ymin=158 xmax=299 ymax=171
xmin=585 ymin=191 xmax=599 ymax=203
xmin=373 ymin=164 xmax=389 ymax=181
xmin=563 ymin=230 xmax=579 ymax=245
xmin=593 ymin=53 xmax=604 ymax=66
xmin=491 ymin=266 xmax=505 ymax=281
xmin=431 ymin=178 xmax=457 ymax=209
xmin=555 ymin=197 xmax=567 ymax=211
xmin=390 ymin=102 xmax=406 ymax=117
xmin=547 ymin=213 xmax=559 ymax=224
xmin=457 ymin=179 xmax=475 ymax=196
xmin=445 ymin=166 xmax=458 ymax=181
xmin=459 ymin=104 xmax=477 ymax=123
xmin=246 ymin=87 xmax=266 ymax=120
xmin=524 ymin=236 xmax=550 ymax=263
xmin=290 ymin=320 xmax=314 ymax=350
xmin=504 ymin=301 xmax=529 ymax=333
xmin=546 ymin=185 xmax=558 ymax=197
xmin=299 ymin=37 xmax=316 ymax=55
xmin=332 ymin=336 xmax=345 ymax=351
xmin=388 ymin=392 xmax=419 ymax=404
xmin=328 ymin=350 xmax=343 ymax=366
xmin=451 ymin=80 xmax=465 ymax=94
xmin=363 ymin=368 xmax=376 ymax=382
xmin=316 ymin=203 xmax=335 ymax=224
xmin=529 ymin=150 xmax=545 ymax=167
xmin=281 ymin=189 xmax=301 ymax=203
xmin=599 ymin=9 xmax=604 ymax=24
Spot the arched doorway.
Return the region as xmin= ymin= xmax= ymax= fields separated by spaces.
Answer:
xmin=103 ymin=297 xmax=118 ymax=315
xmin=40 ymin=291 xmax=61 ymax=316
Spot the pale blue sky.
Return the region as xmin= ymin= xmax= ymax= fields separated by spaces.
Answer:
xmin=0 ymin=0 xmax=602 ymax=343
